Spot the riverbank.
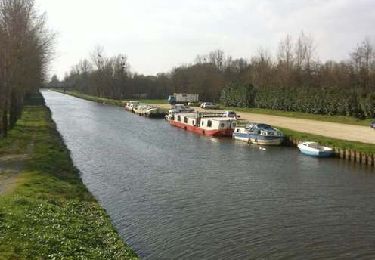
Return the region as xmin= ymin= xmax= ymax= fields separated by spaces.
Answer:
xmin=54 ymin=90 xmax=375 ymax=158
xmin=56 ymin=90 xmax=167 ymax=106
xmin=0 ymin=93 xmax=138 ymax=259
xmin=54 ymin=90 xmax=371 ymax=126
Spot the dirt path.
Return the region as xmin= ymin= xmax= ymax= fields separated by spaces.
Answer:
xmin=0 ymin=170 xmax=21 ymax=194
xmin=0 ymin=143 xmax=33 ymax=195
xmin=156 ymin=104 xmax=375 ymax=144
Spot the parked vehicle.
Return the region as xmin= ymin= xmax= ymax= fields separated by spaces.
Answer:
xmin=233 ymin=122 xmax=284 ymax=145
xmin=166 ymin=111 xmax=237 ymax=137
xmin=170 ymin=104 xmax=194 ymax=113
xmin=297 ymin=141 xmax=335 ymax=157
xmin=168 ymin=93 xmax=199 ymax=105
xmin=223 ymin=111 xmax=239 ymax=119
xmin=200 ymin=102 xmax=219 ymax=109
xmin=371 ymin=121 xmax=375 ymax=129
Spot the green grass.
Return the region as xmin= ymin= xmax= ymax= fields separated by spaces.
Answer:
xmin=223 ymin=106 xmax=372 ymax=126
xmin=128 ymin=99 xmax=168 ymax=104
xmin=61 ymin=90 xmax=125 ymax=106
xmin=53 ymin=89 xmax=168 ymax=106
xmin=280 ymin=127 xmax=375 ymax=155
xmin=0 ymin=94 xmax=138 ymax=259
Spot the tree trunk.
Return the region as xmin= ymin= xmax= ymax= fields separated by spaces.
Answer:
xmin=9 ymin=90 xmax=18 ymax=129
xmin=2 ymin=108 xmax=8 ymax=138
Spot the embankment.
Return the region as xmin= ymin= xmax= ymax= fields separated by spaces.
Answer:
xmin=0 ymin=93 xmax=138 ymax=259
xmin=54 ymin=90 xmax=375 ymax=167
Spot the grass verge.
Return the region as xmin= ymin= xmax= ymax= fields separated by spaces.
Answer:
xmin=54 ymin=89 xmax=167 ymax=106
xmin=224 ymin=106 xmax=372 ymax=127
xmin=0 ymin=93 xmax=138 ymax=259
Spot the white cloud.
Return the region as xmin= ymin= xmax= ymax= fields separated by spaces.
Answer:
xmin=36 ymin=0 xmax=375 ymax=79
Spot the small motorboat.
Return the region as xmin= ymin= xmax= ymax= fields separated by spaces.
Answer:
xmin=233 ymin=122 xmax=284 ymax=145
xmin=297 ymin=141 xmax=335 ymax=158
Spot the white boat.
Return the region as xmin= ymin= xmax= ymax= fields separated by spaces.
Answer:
xmin=125 ymin=101 xmax=140 ymax=112
xmin=233 ymin=123 xmax=284 ymax=145
xmin=297 ymin=141 xmax=335 ymax=157
xmin=133 ymin=104 xmax=149 ymax=115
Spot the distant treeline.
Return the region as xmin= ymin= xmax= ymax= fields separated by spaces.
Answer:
xmin=57 ymin=32 xmax=375 ymax=118
xmin=0 ymin=0 xmax=53 ymax=137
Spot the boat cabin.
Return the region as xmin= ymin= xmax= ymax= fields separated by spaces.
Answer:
xmin=174 ymin=113 xmax=237 ymax=130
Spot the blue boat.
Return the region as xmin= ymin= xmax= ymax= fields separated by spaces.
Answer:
xmin=297 ymin=141 xmax=335 ymax=157
xmin=233 ymin=122 xmax=284 ymax=145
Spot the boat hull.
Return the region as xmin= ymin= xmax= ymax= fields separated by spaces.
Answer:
xmin=169 ymin=120 xmax=234 ymax=137
xmin=233 ymin=132 xmax=283 ymax=145
xmin=146 ymin=112 xmax=166 ymax=119
xmin=298 ymin=144 xmax=334 ymax=158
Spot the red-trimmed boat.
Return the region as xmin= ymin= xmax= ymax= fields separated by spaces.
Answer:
xmin=166 ymin=111 xmax=237 ymax=137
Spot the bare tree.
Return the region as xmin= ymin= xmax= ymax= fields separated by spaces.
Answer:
xmin=0 ymin=0 xmax=53 ymax=136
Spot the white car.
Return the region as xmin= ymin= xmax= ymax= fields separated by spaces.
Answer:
xmin=171 ymin=104 xmax=194 ymax=113
xmin=223 ymin=111 xmax=239 ymax=118
xmin=200 ymin=102 xmax=219 ymax=109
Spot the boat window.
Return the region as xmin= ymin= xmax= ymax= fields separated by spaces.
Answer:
xmin=201 ymin=121 xmax=204 ymax=126
xmin=177 ymin=115 xmax=181 ymax=122
xmin=207 ymin=120 xmax=212 ymax=127
xmin=184 ymin=117 xmax=188 ymax=123
xmin=236 ymin=129 xmax=240 ymax=132
xmin=220 ymin=123 xmax=225 ymax=128
xmin=192 ymin=120 xmax=195 ymax=125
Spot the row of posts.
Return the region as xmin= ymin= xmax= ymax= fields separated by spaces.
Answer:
xmin=286 ymin=137 xmax=374 ymax=168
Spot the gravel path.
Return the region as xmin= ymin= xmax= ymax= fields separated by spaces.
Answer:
xmin=156 ymin=104 xmax=375 ymax=144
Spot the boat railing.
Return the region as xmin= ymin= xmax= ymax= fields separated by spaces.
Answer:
xmin=199 ymin=112 xmax=228 ymax=118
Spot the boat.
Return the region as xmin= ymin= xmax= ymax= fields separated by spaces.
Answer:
xmin=167 ymin=111 xmax=237 ymax=137
xmin=125 ymin=101 xmax=140 ymax=112
xmin=144 ymin=106 xmax=166 ymax=119
xmin=133 ymin=104 xmax=149 ymax=115
xmin=233 ymin=122 xmax=284 ymax=145
xmin=297 ymin=141 xmax=335 ymax=157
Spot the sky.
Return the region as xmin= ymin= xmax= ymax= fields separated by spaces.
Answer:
xmin=35 ymin=0 xmax=375 ymax=79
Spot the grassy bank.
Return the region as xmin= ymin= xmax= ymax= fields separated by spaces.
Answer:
xmin=224 ymin=106 xmax=372 ymax=127
xmin=55 ymin=89 xmax=167 ymax=106
xmin=0 ymin=94 xmax=138 ymax=259
xmin=280 ymin=127 xmax=375 ymax=155
xmin=55 ymin=89 xmax=372 ymax=127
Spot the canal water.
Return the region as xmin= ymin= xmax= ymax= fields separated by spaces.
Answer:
xmin=43 ymin=90 xmax=375 ymax=259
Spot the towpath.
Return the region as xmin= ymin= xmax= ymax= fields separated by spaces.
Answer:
xmin=156 ymin=104 xmax=375 ymax=145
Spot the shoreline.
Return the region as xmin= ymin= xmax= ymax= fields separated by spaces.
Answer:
xmin=54 ymin=90 xmax=375 ymax=167
xmin=0 ymin=93 xmax=138 ymax=259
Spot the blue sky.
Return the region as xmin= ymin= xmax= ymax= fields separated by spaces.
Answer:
xmin=36 ymin=0 xmax=375 ymax=79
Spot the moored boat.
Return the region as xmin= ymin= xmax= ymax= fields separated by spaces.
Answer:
xmin=145 ymin=106 xmax=167 ymax=119
xmin=167 ymin=111 xmax=237 ymax=137
xmin=297 ymin=141 xmax=335 ymax=157
xmin=125 ymin=101 xmax=140 ymax=112
xmin=233 ymin=122 xmax=284 ymax=145
xmin=133 ymin=104 xmax=149 ymax=115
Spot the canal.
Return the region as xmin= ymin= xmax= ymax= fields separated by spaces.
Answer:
xmin=43 ymin=90 xmax=375 ymax=259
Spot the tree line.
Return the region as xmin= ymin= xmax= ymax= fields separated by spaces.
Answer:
xmin=57 ymin=32 xmax=375 ymax=118
xmin=0 ymin=0 xmax=53 ymax=137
